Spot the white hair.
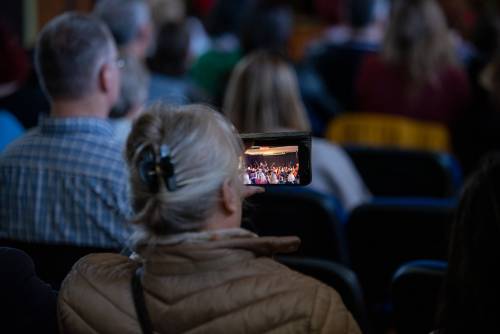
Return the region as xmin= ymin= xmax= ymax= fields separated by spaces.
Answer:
xmin=125 ymin=104 xmax=243 ymax=235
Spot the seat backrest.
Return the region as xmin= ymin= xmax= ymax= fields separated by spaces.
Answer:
xmin=326 ymin=112 xmax=451 ymax=152
xmin=392 ymin=260 xmax=447 ymax=334
xmin=0 ymin=239 xmax=119 ymax=289
xmin=346 ymin=200 xmax=453 ymax=307
xmin=277 ymin=255 xmax=370 ymax=333
xmin=243 ymin=188 xmax=349 ymax=265
xmin=345 ymin=146 xmax=462 ymax=198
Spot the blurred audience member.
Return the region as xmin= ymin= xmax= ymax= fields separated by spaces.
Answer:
xmin=313 ymin=0 xmax=342 ymax=24
xmin=438 ymin=154 xmax=500 ymax=333
xmin=94 ymin=0 xmax=153 ymax=61
xmin=189 ymin=0 xmax=255 ymax=105
xmin=148 ymin=21 xmax=205 ymax=105
xmin=0 ymin=22 xmax=29 ymax=97
xmin=110 ymin=56 xmax=150 ymax=143
xmin=239 ymin=4 xmax=293 ymax=55
xmin=465 ymin=9 xmax=500 ymax=101
xmin=306 ymin=0 xmax=380 ymax=113
xmin=189 ymin=0 xmax=216 ymax=18
xmin=0 ymin=13 xmax=132 ymax=248
xmin=356 ymin=0 xmax=470 ymax=126
xmin=58 ymin=104 xmax=361 ymax=334
xmin=0 ymin=21 xmax=49 ymax=128
xmin=224 ymin=51 xmax=370 ymax=211
xmin=148 ymin=0 xmax=186 ymax=26
xmin=0 ymin=110 xmax=23 ymax=152
xmin=148 ymin=0 xmax=211 ymax=60
xmin=0 ymin=247 xmax=58 ymax=334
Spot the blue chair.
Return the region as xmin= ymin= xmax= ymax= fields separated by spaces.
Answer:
xmin=344 ymin=146 xmax=462 ymax=198
xmin=392 ymin=260 xmax=447 ymax=334
xmin=346 ymin=199 xmax=454 ymax=329
xmin=0 ymin=110 xmax=24 ymax=152
xmin=243 ymin=187 xmax=349 ymax=265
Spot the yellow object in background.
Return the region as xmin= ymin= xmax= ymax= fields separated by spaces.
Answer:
xmin=326 ymin=112 xmax=451 ymax=152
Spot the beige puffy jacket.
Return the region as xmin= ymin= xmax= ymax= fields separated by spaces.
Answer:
xmin=58 ymin=231 xmax=361 ymax=334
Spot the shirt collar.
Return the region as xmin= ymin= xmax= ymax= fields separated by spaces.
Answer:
xmin=40 ymin=117 xmax=114 ymax=137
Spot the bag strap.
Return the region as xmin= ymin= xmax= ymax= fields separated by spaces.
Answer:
xmin=131 ymin=266 xmax=154 ymax=334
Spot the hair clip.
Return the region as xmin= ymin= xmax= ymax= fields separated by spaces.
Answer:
xmin=138 ymin=147 xmax=160 ymax=193
xmin=137 ymin=144 xmax=177 ymax=193
xmin=158 ymin=144 xmax=177 ymax=192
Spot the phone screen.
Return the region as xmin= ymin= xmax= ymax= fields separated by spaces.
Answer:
xmin=241 ymin=132 xmax=311 ymax=186
xmin=244 ymin=145 xmax=300 ymax=185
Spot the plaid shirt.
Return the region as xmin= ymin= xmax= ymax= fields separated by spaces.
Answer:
xmin=0 ymin=117 xmax=133 ymax=248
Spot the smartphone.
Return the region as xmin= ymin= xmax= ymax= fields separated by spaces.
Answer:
xmin=240 ymin=132 xmax=311 ymax=186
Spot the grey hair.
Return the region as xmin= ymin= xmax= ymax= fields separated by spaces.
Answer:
xmin=94 ymin=0 xmax=151 ymax=46
xmin=110 ymin=56 xmax=150 ymax=118
xmin=34 ymin=12 xmax=115 ymax=100
xmin=125 ymin=104 xmax=244 ymax=235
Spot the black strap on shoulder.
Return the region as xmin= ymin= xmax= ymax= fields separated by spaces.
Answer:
xmin=131 ymin=267 xmax=154 ymax=334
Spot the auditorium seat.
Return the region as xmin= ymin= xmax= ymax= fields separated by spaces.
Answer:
xmin=243 ymin=187 xmax=349 ymax=265
xmin=326 ymin=112 xmax=451 ymax=152
xmin=346 ymin=200 xmax=453 ymax=328
xmin=0 ymin=239 xmax=120 ymax=289
xmin=392 ymin=260 xmax=447 ymax=334
xmin=345 ymin=146 xmax=462 ymax=198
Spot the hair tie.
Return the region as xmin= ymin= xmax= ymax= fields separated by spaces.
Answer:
xmin=137 ymin=144 xmax=177 ymax=192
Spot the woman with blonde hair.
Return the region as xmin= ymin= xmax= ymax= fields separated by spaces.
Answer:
xmin=57 ymin=104 xmax=361 ymax=334
xmin=224 ymin=50 xmax=370 ymax=211
xmin=356 ymin=0 xmax=469 ymax=125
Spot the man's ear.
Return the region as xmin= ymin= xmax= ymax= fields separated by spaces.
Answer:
xmin=98 ymin=63 xmax=113 ymax=94
xmin=137 ymin=23 xmax=153 ymax=55
xmin=221 ymin=180 xmax=239 ymax=214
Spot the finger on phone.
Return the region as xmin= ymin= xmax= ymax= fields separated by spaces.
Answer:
xmin=242 ymin=186 xmax=265 ymax=198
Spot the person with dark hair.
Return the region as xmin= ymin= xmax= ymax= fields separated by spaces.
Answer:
xmin=305 ymin=0 xmax=383 ymax=113
xmin=239 ymin=4 xmax=293 ymax=55
xmin=93 ymin=0 xmax=153 ymax=60
xmin=438 ymin=154 xmax=500 ymax=333
xmin=0 ymin=13 xmax=132 ymax=248
xmin=188 ymin=0 xmax=254 ymax=104
xmin=0 ymin=247 xmax=58 ymax=333
xmin=148 ymin=21 xmax=205 ymax=105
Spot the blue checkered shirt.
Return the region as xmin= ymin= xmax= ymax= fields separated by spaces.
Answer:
xmin=0 ymin=117 xmax=133 ymax=248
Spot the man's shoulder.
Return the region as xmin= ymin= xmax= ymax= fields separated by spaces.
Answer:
xmin=0 ymin=128 xmax=127 ymax=181
xmin=0 ymin=128 xmax=42 ymax=158
xmin=2 ymin=126 xmax=123 ymax=156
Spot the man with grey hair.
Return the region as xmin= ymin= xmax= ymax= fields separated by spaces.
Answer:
xmin=0 ymin=12 xmax=132 ymax=248
xmin=94 ymin=0 xmax=153 ymax=60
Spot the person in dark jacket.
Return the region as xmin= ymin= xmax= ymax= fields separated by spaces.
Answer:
xmin=438 ymin=154 xmax=500 ymax=333
xmin=0 ymin=247 xmax=58 ymax=333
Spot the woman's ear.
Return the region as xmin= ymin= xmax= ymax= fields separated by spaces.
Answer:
xmin=221 ymin=180 xmax=239 ymax=214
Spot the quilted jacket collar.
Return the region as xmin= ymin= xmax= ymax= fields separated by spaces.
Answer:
xmin=133 ymin=229 xmax=300 ymax=276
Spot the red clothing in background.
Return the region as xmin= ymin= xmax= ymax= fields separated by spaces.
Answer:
xmin=356 ymin=54 xmax=470 ymax=125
